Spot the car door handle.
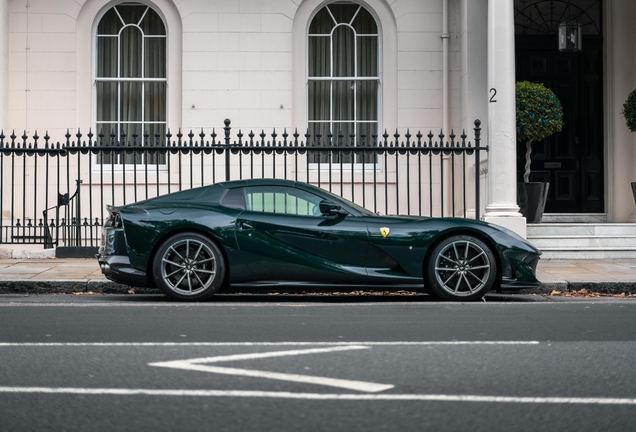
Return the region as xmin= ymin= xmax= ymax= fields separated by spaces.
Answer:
xmin=238 ymin=221 xmax=254 ymax=230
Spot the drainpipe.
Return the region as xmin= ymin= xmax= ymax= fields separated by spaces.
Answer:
xmin=25 ymin=1 xmax=30 ymax=133
xmin=441 ymin=0 xmax=451 ymax=216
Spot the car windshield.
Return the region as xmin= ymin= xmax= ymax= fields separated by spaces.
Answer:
xmin=314 ymin=187 xmax=376 ymax=216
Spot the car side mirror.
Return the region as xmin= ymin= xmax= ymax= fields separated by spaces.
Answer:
xmin=319 ymin=200 xmax=348 ymax=217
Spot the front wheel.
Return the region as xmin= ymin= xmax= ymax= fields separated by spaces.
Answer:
xmin=152 ymin=232 xmax=225 ymax=301
xmin=424 ymin=235 xmax=497 ymax=301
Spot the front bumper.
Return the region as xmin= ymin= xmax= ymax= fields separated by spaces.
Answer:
xmin=500 ymin=277 xmax=542 ymax=291
xmin=96 ymin=253 xmax=149 ymax=287
xmin=499 ymin=253 xmax=541 ymax=292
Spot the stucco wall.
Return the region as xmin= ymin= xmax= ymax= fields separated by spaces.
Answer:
xmin=6 ymin=0 xmax=456 ymax=139
xmin=7 ymin=0 xmax=78 ymax=137
xmin=3 ymin=0 xmax=472 ymax=225
xmin=0 ymin=0 xmax=8 ymax=129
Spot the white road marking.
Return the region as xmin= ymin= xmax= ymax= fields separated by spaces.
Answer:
xmin=152 ymin=345 xmax=373 ymax=364
xmin=0 ymin=387 xmax=634 ymax=405
xmin=151 ymin=364 xmax=393 ymax=393
xmin=1 ymin=341 xmax=631 ymax=404
xmin=0 ymin=341 xmax=540 ymax=394
xmin=149 ymin=345 xmax=393 ymax=393
xmin=0 ymin=341 xmax=541 ymax=347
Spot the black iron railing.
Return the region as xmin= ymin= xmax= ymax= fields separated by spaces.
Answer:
xmin=0 ymin=119 xmax=487 ymax=250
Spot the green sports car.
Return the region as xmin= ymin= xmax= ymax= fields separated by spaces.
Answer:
xmin=96 ymin=178 xmax=541 ymax=301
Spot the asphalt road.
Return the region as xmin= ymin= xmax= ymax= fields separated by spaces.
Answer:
xmin=0 ymin=293 xmax=635 ymax=432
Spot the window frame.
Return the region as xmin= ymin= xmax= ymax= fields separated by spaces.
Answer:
xmin=306 ymin=2 xmax=382 ymax=170
xmin=93 ymin=2 xmax=168 ymax=169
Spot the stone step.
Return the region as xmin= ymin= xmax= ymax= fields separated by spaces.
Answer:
xmin=537 ymin=248 xmax=636 ymax=260
xmin=527 ymin=223 xmax=636 ymax=236
xmin=541 ymin=213 xmax=607 ymax=223
xmin=527 ymin=223 xmax=636 ymax=259
xmin=528 ymin=235 xmax=636 ymax=249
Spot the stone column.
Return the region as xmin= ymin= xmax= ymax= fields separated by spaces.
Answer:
xmin=0 ymin=0 xmax=8 ymax=129
xmin=482 ymin=0 xmax=526 ymax=237
xmin=607 ymin=0 xmax=636 ymax=222
xmin=460 ymin=0 xmax=488 ymax=218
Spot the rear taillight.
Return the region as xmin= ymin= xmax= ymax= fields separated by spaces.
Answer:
xmin=105 ymin=209 xmax=122 ymax=228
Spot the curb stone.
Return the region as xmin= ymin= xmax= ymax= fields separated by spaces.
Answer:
xmin=1 ymin=280 xmax=635 ymax=296
xmin=523 ymin=281 xmax=636 ymax=295
xmin=0 ymin=280 xmax=160 ymax=295
xmin=0 ymin=248 xmax=56 ymax=259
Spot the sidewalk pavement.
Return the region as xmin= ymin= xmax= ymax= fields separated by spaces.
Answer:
xmin=1 ymin=246 xmax=636 ymax=295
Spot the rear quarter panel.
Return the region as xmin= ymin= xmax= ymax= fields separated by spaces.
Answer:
xmin=120 ymin=205 xmax=253 ymax=283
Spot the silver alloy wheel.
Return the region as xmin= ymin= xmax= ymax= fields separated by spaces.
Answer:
xmin=160 ymin=238 xmax=217 ymax=296
xmin=434 ymin=240 xmax=491 ymax=297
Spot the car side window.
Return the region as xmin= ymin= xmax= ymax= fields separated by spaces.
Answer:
xmin=245 ymin=186 xmax=323 ymax=216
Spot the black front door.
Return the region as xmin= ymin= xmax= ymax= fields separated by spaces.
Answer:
xmin=515 ymin=35 xmax=604 ymax=214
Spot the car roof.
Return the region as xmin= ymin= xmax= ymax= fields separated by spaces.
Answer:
xmin=217 ymin=178 xmax=299 ymax=189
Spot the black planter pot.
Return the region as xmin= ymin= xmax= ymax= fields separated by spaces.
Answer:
xmin=517 ymin=182 xmax=550 ymax=224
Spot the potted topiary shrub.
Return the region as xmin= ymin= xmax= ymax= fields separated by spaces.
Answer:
xmin=516 ymin=81 xmax=564 ymax=223
xmin=621 ymin=88 xmax=636 ymax=206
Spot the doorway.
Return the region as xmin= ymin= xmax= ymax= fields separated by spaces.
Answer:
xmin=514 ymin=1 xmax=604 ymax=214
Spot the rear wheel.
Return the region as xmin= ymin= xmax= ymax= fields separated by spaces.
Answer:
xmin=152 ymin=232 xmax=225 ymax=301
xmin=424 ymin=235 xmax=497 ymax=301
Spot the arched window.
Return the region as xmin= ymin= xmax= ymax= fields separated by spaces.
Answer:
xmin=95 ymin=2 xmax=166 ymax=164
xmin=308 ymin=2 xmax=379 ymax=163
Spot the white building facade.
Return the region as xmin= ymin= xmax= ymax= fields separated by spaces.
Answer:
xmin=0 ymin=0 xmax=635 ymax=241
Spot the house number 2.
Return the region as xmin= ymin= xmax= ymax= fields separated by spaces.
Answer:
xmin=489 ymin=88 xmax=497 ymax=103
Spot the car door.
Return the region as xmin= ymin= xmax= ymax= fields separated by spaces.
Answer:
xmin=235 ymin=185 xmax=369 ymax=284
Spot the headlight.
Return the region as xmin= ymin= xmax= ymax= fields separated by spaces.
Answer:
xmin=487 ymin=223 xmax=541 ymax=254
xmin=487 ymin=223 xmax=526 ymax=243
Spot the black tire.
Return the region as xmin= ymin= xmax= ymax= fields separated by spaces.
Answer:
xmin=424 ymin=235 xmax=497 ymax=301
xmin=152 ymin=232 xmax=225 ymax=301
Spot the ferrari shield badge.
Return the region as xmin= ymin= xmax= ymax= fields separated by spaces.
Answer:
xmin=380 ymin=227 xmax=390 ymax=238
